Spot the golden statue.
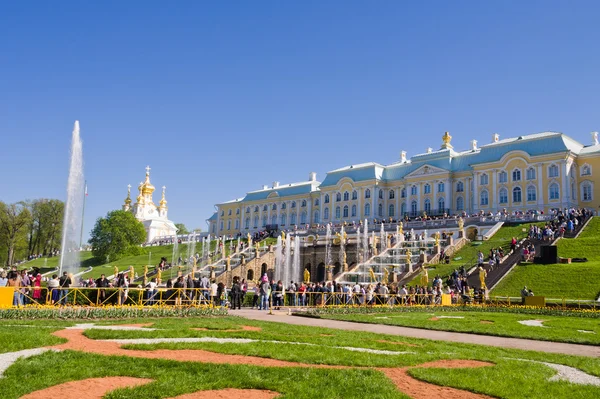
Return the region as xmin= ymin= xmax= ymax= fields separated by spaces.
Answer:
xmin=144 ymin=265 xmax=148 ymax=278
xmin=247 ymin=232 xmax=252 ymax=247
xmin=157 ymin=268 xmax=162 ymax=284
xmin=435 ymin=231 xmax=440 ymax=246
xmin=420 ymin=267 xmax=429 ymax=286
xmin=129 ymin=265 xmax=135 ymax=281
xmin=479 ymin=266 xmax=487 ymax=290
xmin=442 ymin=131 xmax=453 ymax=149
xmin=304 ymin=268 xmax=310 ymax=283
xmin=383 ymin=268 xmax=389 ymax=283
xmin=399 ymin=222 xmax=404 ymax=235
xmin=458 ymin=217 xmax=464 ymax=230
xmin=113 ymin=265 xmax=118 ymax=278
xmin=369 ymin=267 xmax=377 ymax=283
xmin=281 ymin=231 xmax=286 ymax=241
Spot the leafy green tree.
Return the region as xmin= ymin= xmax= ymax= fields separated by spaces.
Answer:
xmin=0 ymin=201 xmax=32 ymax=266
xmin=89 ymin=210 xmax=147 ymax=261
xmin=174 ymin=223 xmax=189 ymax=234
xmin=25 ymin=199 xmax=64 ymax=256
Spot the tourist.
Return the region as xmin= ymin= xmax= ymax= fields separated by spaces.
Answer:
xmin=259 ymin=278 xmax=270 ymax=311
xmin=7 ymin=269 xmax=22 ymax=307
xmin=199 ymin=275 xmax=210 ymax=303
xmin=521 ymin=286 xmax=529 ymax=304
xmin=0 ymin=272 xmax=7 ymax=287
xmin=32 ymin=273 xmax=42 ymax=303
xmin=217 ymin=282 xmax=227 ymax=307
xmin=146 ymin=278 xmax=157 ymax=305
xmin=252 ymin=283 xmax=260 ymax=309
xmin=47 ymin=274 xmax=60 ymax=304
xmin=173 ymin=276 xmax=184 ymax=306
xmin=96 ymin=274 xmax=110 ymax=303
xmin=230 ymin=277 xmax=242 ymax=310
xmin=58 ymin=272 xmax=71 ymax=305
xmin=241 ymin=278 xmax=247 ymax=304
xmin=210 ymin=280 xmax=218 ymax=306
xmin=20 ymin=270 xmax=31 ymax=305
xmin=117 ymin=273 xmax=129 ymax=305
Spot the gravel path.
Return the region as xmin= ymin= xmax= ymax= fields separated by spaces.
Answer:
xmin=509 ymin=359 xmax=600 ymax=386
xmin=66 ymin=323 xmax=157 ymax=331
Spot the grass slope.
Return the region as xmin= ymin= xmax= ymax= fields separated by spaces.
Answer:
xmin=492 ymin=217 xmax=600 ymax=299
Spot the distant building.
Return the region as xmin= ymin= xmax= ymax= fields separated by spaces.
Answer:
xmin=207 ymin=131 xmax=600 ymax=236
xmin=123 ymin=166 xmax=177 ymax=242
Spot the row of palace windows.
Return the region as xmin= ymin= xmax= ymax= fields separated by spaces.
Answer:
xmin=477 ymin=182 xmax=592 ymax=206
xmin=476 ymin=165 xmax=580 ymax=186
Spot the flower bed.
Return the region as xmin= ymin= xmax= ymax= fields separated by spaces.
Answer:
xmin=0 ymin=306 xmax=228 ymax=320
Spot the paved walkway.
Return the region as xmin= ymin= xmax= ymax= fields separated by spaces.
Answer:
xmin=234 ymin=309 xmax=600 ymax=358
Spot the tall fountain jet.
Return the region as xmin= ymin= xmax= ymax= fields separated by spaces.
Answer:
xmin=59 ymin=121 xmax=85 ymax=276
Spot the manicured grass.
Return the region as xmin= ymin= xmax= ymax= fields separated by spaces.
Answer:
xmin=0 ymin=316 xmax=600 ymax=398
xmin=0 ymin=324 xmax=67 ymax=353
xmin=316 ymin=310 xmax=600 ymax=345
xmin=25 ymin=251 xmax=96 ymax=269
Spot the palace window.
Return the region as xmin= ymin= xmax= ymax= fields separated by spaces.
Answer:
xmin=401 ymin=188 xmax=406 ymax=198
xmin=512 ymin=169 xmax=521 ymax=182
xmin=220 ymin=221 xmax=224 ymax=230
xmin=291 ymin=213 xmax=297 ymax=225
xmin=314 ymin=210 xmax=320 ymax=223
xmin=263 ymin=205 xmax=268 ymax=211
xmin=480 ymin=173 xmax=489 ymax=185
xmin=324 ymin=194 xmax=330 ymax=204
xmin=244 ymin=218 xmax=249 ymax=229
xmin=365 ymin=189 xmax=371 ymax=199
xmin=335 ymin=206 xmax=341 ymax=219
xmin=254 ymin=206 xmax=259 ymax=212
xmin=314 ymin=198 xmax=320 ymax=206
xmin=526 ymin=167 xmax=536 ymax=180
xmin=336 ymin=193 xmax=342 ymax=202
xmin=456 ymin=181 xmax=464 ymax=192
xmin=378 ymin=203 xmax=383 ymax=217
xmin=343 ymin=205 xmax=349 ymax=218
xmin=235 ymin=220 xmax=240 ymax=229
xmin=401 ymin=202 xmax=406 ymax=215
xmin=227 ymin=220 xmax=231 ymax=230
xmin=351 ymin=205 xmax=357 ymax=217
xmin=424 ymin=184 xmax=431 ymax=194
xmin=583 ymin=183 xmax=593 ymax=201
xmin=582 ymin=165 xmax=592 ymax=176
xmin=513 ymin=187 xmax=522 ymax=203
xmin=220 ymin=210 xmax=224 ymax=217
xmin=527 ymin=186 xmax=536 ymax=202
xmin=301 ymin=200 xmax=306 ymax=207
xmin=549 ymin=164 xmax=559 ymax=178
xmin=549 ymin=183 xmax=560 ymax=200
xmin=480 ymin=190 xmax=489 ymax=206
xmin=280 ymin=214 xmax=286 ymax=226
xmin=389 ymin=189 xmax=395 ymax=199
xmin=388 ymin=204 xmax=394 ymax=217
xmin=291 ymin=201 xmax=296 ymax=208
xmin=272 ymin=204 xmax=277 ymax=211
xmin=321 ymin=206 xmax=327 ymax=220
xmin=364 ymin=203 xmax=371 ymax=216
xmin=281 ymin=203 xmax=286 ymax=210
xmin=262 ymin=216 xmax=267 ymax=227
xmin=411 ymin=201 xmax=418 ymax=215
xmin=456 ymin=196 xmax=464 ymax=211
xmin=499 ymin=188 xmax=508 ymax=204
xmin=437 ymin=182 xmax=445 ymax=193
xmin=300 ymin=212 xmax=307 ymax=224
xmin=352 ymin=191 xmax=358 ymax=200
xmin=343 ymin=191 xmax=349 ymax=201
xmin=379 ymin=190 xmax=383 ymax=199
xmin=411 ymin=185 xmax=417 ymax=196
xmin=498 ymin=171 xmax=508 ymax=183
xmin=424 ymin=198 xmax=431 ymax=213
xmin=271 ymin=215 xmax=277 ymax=225
xmin=228 ymin=209 xmax=232 ymax=216
xmin=438 ymin=197 xmax=445 ymax=212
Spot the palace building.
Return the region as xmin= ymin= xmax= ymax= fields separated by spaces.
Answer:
xmin=207 ymin=131 xmax=600 ymax=235
xmin=123 ymin=166 xmax=178 ymax=242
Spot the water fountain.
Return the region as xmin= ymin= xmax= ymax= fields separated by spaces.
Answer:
xmin=172 ymin=238 xmax=179 ymax=266
xmin=380 ymin=223 xmax=386 ymax=253
xmin=292 ymin=235 xmax=301 ymax=283
xmin=325 ymin=224 xmax=332 ymax=267
xmin=356 ymin=226 xmax=361 ymax=263
xmin=59 ymin=121 xmax=85 ymax=276
xmin=283 ymin=233 xmax=292 ymax=284
xmin=363 ymin=219 xmax=369 ymax=261
xmin=339 ymin=225 xmax=345 ymax=271
xmin=274 ymin=236 xmax=283 ymax=282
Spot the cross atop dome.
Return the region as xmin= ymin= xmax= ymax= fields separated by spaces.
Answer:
xmin=145 ymin=165 xmax=151 ymax=175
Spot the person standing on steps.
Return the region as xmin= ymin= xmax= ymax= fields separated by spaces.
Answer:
xmin=230 ymin=276 xmax=242 ymax=310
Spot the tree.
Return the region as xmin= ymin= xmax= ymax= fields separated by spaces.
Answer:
xmin=174 ymin=223 xmax=189 ymax=234
xmin=89 ymin=210 xmax=147 ymax=261
xmin=25 ymin=199 xmax=64 ymax=256
xmin=0 ymin=201 xmax=32 ymax=266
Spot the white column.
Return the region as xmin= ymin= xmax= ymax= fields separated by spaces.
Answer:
xmin=537 ymin=164 xmax=544 ymax=208
xmin=357 ymin=188 xmax=362 ymax=220
xmin=491 ymin=170 xmax=497 ymax=211
xmin=433 ymin=180 xmax=438 ymax=213
xmin=417 ymin=183 xmax=421 ymax=215
xmin=445 ymin=178 xmax=451 ymax=214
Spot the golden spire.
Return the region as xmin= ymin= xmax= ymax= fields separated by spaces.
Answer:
xmin=140 ymin=165 xmax=155 ymax=196
xmin=441 ymin=131 xmax=453 ymax=149
xmin=136 ymin=181 xmax=144 ymax=204
xmin=159 ymin=186 xmax=168 ymax=209
xmin=124 ymin=184 xmax=132 ymax=206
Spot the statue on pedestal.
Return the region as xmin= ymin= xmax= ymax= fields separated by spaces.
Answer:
xmin=458 ymin=217 xmax=464 ymax=231
xmin=113 ymin=265 xmax=118 ymax=279
xmin=478 ymin=266 xmax=487 ymax=290
xmin=129 ymin=266 xmax=135 ymax=282
xmin=157 ymin=268 xmax=162 ymax=284
xmin=247 ymin=233 xmax=252 ymax=247
xmin=420 ymin=267 xmax=428 ymax=286
xmin=399 ymin=222 xmax=404 ymax=235
xmin=435 ymin=231 xmax=440 ymax=246
xmin=304 ymin=268 xmax=310 ymax=283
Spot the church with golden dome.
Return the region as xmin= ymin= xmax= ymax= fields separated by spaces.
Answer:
xmin=122 ymin=166 xmax=177 ymax=242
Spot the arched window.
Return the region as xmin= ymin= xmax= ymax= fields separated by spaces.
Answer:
xmin=301 ymin=200 xmax=306 ymax=207
xmin=291 ymin=213 xmax=297 ymax=225
xmin=254 ymin=206 xmax=259 ymax=212
xmin=281 ymin=203 xmax=286 ymax=210
xmin=263 ymin=205 xmax=268 ymax=211
xmin=424 ymin=198 xmax=431 ymax=213
xmin=456 ymin=196 xmax=464 ymax=211
xmin=324 ymin=194 xmax=330 ymax=204
xmin=411 ymin=185 xmax=417 ymax=196
xmin=401 ymin=188 xmax=406 ymax=198
xmin=572 ymin=182 xmax=576 ymax=200
xmin=582 ymin=164 xmax=592 ymax=176
xmin=227 ymin=220 xmax=231 ymax=230
xmin=314 ymin=210 xmax=320 ymax=223
xmin=438 ymin=197 xmax=445 ymax=212
xmin=389 ymin=189 xmax=395 ymax=199
xmin=336 ymin=193 xmax=342 ymax=202
xmin=335 ymin=206 xmax=341 ymax=219
xmin=235 ymin=220 xmax=240 ymax=229
xmin=253 ymin=216 xmax=258 ymax=228
xmin=244 ymin=218 xmax=250 ymax=229
xmin=401 ymin=202 xmax=406 ymax=215
xmin=364 ymin=203 xmax=371 ymax=216
xmin=499 ymin=188 xmax=508 ymax=204
xmin=526 ymin=167 xmax=536 ymax=180
xmin=246 ymin=207 xmax=250 ymax=213
xmin=513 ymin=187 xmax=522 ymax=203
xmin=343 ymin=191 xmax=349 ymax=201
xmin=291 ymin=201 xmax=296 ymax=208
xmin=582 ymin=182 xmax=593 ymax=201
xmin=437 ymin=182 xmax=445 ymax=193
xmin=527 ymin=186 xmax=537 ymax=202
xmin=324 ymin=208 xmax=329 ymax=219
xmin=343 ymin=205 xmax=349 ymax=218
xmin=480 ymin=190 xmax=489 ymax=206
xmin=262 ymin=216 xmax=267 ymax=227
xmin=236 ymin=209 xmax=239 ymax=215
xmin=314 ymin=198 xmax=320 ymax=206
xmin=351 ymin=204 xmax=357 ymax=217
xmin=480 ymin=173 xmax=489 ymax=185
xmin=280 ymin=214 xmax=287 ymax=226
xmin=411 ymin=200 xmax=418 ymax=215
xmin=512 ymin=169 xmax=521 ymax=182
xmin=228 ymin=209 xmax=232 ymax=216
xmin=300 ymin=212 xmax=307 ymax=224
xmin=549 ymin=183 xmax=560 ymax=200
xmin=498 ymin=171 xmax=508 ymax=183
xmin=548 ymin=164 xmax=559 ymax=178
xmin=220 ymin=221 xmax=224 ymax=230
xmin=388 ymin=204 xmax=395 ymax=217
xmin=424 ymin=184 xmax=431 ymax=194
xmin=272 ymin=204 xmax=277 ymax=211
xmin=352 ymin=190 xmax=357 ymax=200
xmin=378 ymin=203 xmax=383 ymax=217
xmin=365 ymin=189 xmax=371 ymax=199
xmin=378 ymin=190 xmax=383 ymax=199
xmin=456 ymin=181 xmax=464 ymax=192
xmin=220 ymin=210 xmax=224 ymax=217
xmin=271 ymin=215 xmax=277 ymax=225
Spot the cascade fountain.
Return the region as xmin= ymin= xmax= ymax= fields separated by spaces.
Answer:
xmin=283 ymin=233 xmax=292 ymax=284
xmin=201 ymin=236 xmax=206 ymax=262
xmin=274 ymin=236 xmax=283 ymax=282
xmin=325 ymin=224 xmax=332 ymax=267
xmin=59 ymin=121 xmax=85 ymax=276
xmin=339 ymin=225 xmax=345 ymax=271
xmin=356 ymin=226 xmax=361 ymax=263
xmin=380 ymin=223 xmax=386 ymax=253
xmin=292 ymin=235 xmax=301 ymax=283
xmin=189 ymin=231 xmax=197 ymax=264
xmin=172 ymin=237 xmax=179 ymax=265
xmin=363 ymin=219 xmax=369 ymax=260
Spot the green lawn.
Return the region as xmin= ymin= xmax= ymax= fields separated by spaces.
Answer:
xmin=316 ymin=310 xmax=600 ymax=345
xmin=492 ymin=217 xmax=600 ymax=300
xmin=0 ymin=316 xmax=599 ymax=398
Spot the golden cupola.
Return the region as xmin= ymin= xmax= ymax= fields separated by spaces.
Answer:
xmin=136 ymin=181 xmax=145 ymax=204
xmin=124 ymin=184 xmax=132 ymax=206
xmin=159 ymin=186 xmax=168 ymax=210
xmin=140 ymin=165 xmax=156 ymax=196
xmin=441 ymin=131 xmax=453 ymax=149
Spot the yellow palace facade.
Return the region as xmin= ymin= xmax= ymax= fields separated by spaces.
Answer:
xmin=208 ymin=131 xmax=600 ymax=236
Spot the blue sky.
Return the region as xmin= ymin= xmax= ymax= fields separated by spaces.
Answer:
xmin=1 ymin=1 xmax=600 ymax=240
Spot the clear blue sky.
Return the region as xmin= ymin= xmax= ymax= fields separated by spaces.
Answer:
xmin=1 ymin=1 xmax=600 ymax=240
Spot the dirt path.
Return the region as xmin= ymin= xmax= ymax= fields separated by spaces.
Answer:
xmin=234 ymin=309 xmax=600 ymax=358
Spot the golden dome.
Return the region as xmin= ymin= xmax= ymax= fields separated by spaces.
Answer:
xmin=140 ymin=166 xmax=155 ymax=196
xmin=159 ymin=186 xmax=168 ymax=209
xmin=124 ymin=184 xmax=132 ymax=206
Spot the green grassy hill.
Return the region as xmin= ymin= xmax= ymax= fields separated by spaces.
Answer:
xmin=491 ymin=217 xmax=600 ymax=300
